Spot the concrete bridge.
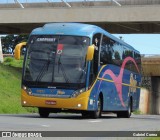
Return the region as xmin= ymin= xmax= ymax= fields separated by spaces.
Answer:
xmin=0 ymin=0 xmax=160 ymax=34
xmin=141 ymin=55 xmax=160 ymax=115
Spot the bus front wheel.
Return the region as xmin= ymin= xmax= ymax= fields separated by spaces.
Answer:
xmin=81 ymin=112 xmax=90 ymax=118
xmin=38 ymin=108 xmax=50 ymax=118
xmin=91 ymin=97 xmax=102 ymax=119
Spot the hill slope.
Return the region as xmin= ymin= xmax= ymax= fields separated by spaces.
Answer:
xmin=0 ymin=64 xmax=29 ymax=113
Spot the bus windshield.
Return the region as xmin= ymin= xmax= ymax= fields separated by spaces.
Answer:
xmin=23 ymin=35 xmax=89 ymax=88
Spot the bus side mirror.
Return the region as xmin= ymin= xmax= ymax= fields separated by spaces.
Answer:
xmin=86 ymin=45 xmax=95 ymax=61
xmin=14 ymin=42 xmax=27 ymax=60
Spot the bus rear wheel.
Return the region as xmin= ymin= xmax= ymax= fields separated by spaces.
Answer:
xmin=117 ymin=100 xmax=132 ymax=118
xmin=124 ymin=100 xmax=132 ymax=118
xmin=38 ymin=108 xmax=50 ymax=118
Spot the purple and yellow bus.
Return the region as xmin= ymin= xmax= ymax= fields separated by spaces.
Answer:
xmin=15 ymin=23 xmax=141 ymax=118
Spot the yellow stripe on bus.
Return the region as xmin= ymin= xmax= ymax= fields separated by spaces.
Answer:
xmin=97 ymin=77 xmax=141 ymax=89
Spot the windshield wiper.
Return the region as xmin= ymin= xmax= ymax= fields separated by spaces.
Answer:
xmin=57 ymin=55 xmax=70 ymax=83
xmin=36 ymin=58 xmax=50 ymax=82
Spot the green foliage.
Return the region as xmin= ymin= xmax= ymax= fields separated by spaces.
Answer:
xmin=4 ymin=57 xmax=13 ymax=63
xmin=1 ymin=34 xmax=28 ymax=54
xmin=0 ymin=64 xmax=36 ymax=114
xmin=122 ymin=50 xmax=133 ymax=59
xmin=133 ymin=109 xmax=142 ymax=115
xmin=114 ymin=51 xmax=121 ymax=60
xmin=3 ymin=57 xmax=23 ymax=68
xmin=145 ymin=138 xmax=160 ymax=140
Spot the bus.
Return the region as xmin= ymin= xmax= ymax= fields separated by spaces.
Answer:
xmin=15 ymin=23 xmax=141 ymax=119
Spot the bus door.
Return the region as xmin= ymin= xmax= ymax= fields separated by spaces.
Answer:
xmin=89 ymin=33 xmax=102 ymax=86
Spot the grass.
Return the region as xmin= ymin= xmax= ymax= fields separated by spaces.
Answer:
xmin=133 ymin=109 xmax=142 ymax=115
xmin=3 ymin=57 xmax=23 ymax=68
xmin=145 ymin=138 xmax=160 ymax=140
xmin=0 ymin=57 xmax=37 ymax=114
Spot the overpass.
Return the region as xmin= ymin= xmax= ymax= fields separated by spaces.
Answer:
xmin=0 ymin=0 xmax=160 ymax=34
xmin=141 ymin=55 xmax=160 ymax=115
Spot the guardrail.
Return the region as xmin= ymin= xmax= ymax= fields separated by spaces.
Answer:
xmin=0 ymin=0 xmax=160 ymax=9
xmin=0 ymin=0 xmax=159 ymax=4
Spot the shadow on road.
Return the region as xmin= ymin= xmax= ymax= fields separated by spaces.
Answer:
xmin=1 ymin=114 xmax=160 ymax=121
xmin=0 ymin=113 xmax=119 ymax=120
xmin=130 ymin=115 xmax=160 ymax=121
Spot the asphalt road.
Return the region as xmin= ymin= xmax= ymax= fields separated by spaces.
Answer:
xmin=0 ymin=113 xmax=160 ymax=132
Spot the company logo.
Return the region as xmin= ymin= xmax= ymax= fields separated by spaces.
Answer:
xmin=37 ymin=38 xmax=54 ymax=42
xmin=129 ymin=73 xmax=137 ymax=93
xmin=2 ymin=132 xmax=11 ymax=137
xmin=1 ymin=132 xmax=42 ymax=138
xmin=57 ymin=90 xmax=65 ymax=95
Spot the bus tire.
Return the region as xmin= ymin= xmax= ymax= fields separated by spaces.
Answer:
xmin=117 ymin=100 xmax=132 ymax=118
xmin=124 ymin=99 xmax=132 ymax=118
xmin=91 ymin=96 xmax=102 ymax=119
xmin=38 ymin=108 xmax=50 ymax=118
xmin=81 ymin=112 xmax=90 ymax=118
xmin=117 ymin=112 xmax=123 ymax=118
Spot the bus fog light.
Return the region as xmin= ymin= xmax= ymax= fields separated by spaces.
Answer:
xmin=77 ymin=104 xmax=81 ymax=107
xmin=23 ymin=101 xmax=27 ymax=104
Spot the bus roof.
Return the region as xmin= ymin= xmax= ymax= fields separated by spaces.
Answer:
xmin=31 ymin=23 xmax=139 ymax=53
xmin=31 ymin=23 xmax=104 ymax=37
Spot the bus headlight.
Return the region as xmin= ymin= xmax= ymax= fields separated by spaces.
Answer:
xmin=70 ymin=88 xmax=86 ymax=98
xmin=22 ymin=85 xmax=32 ymax=95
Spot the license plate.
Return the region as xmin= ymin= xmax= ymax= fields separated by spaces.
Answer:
xmin=45 ymin=100 xmax=56 ymax=105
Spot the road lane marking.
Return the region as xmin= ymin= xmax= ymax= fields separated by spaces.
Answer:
xmin=41 ymin=125 xmax=50 ymax=127
xmin=88 ymin=120 xmax=102 ymax=123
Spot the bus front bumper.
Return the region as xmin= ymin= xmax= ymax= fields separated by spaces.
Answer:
xmin=21 ymin=89 xmax=90 ymax=111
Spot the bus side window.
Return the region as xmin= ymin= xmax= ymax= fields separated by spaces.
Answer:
xmin=89 ymin=33 xmax=102 ymax=85
xmin=100 ymin=35 xmax=113 ymax=65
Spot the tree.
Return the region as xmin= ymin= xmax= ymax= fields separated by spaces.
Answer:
xmin=114 ymin=51 xmax=120 ymax=60
xmin=1 ymin=34 xmax=28 ymax=54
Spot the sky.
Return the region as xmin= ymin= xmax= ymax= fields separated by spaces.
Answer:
xmin=114 ymin=34 xmax=160 ymax=55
